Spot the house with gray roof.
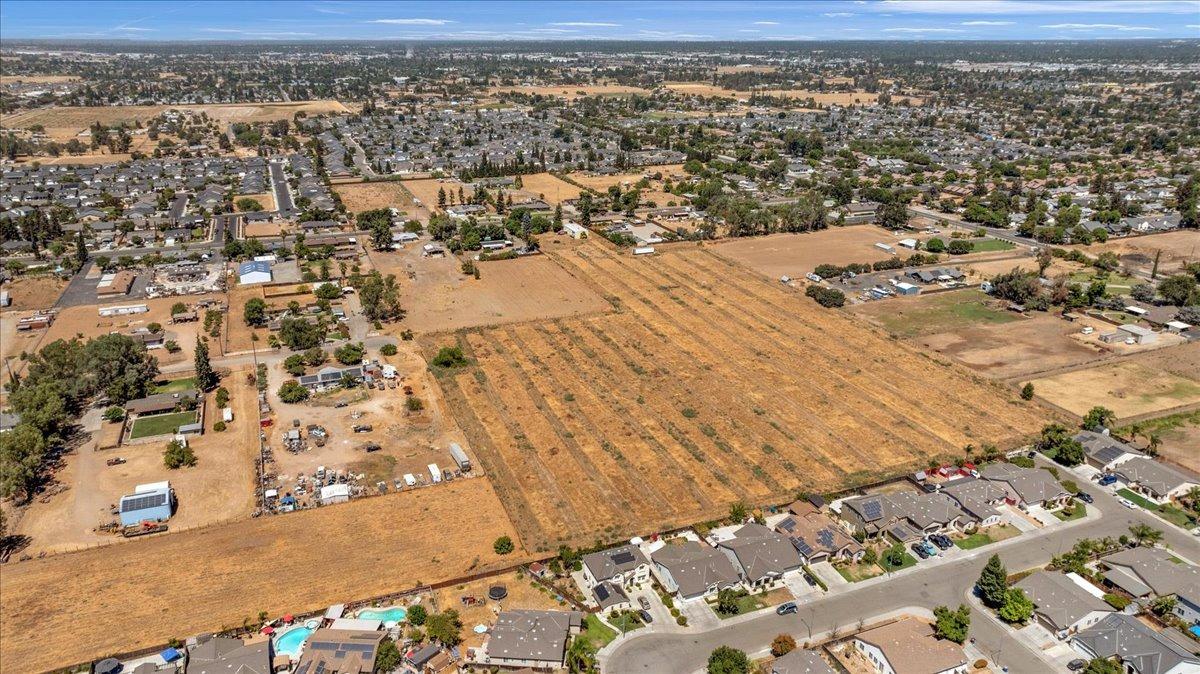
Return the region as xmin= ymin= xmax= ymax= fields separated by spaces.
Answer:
xmin=582 ymin=543 xmax=651 ymax=590
xmin=186 ymin=636 xmax=271 ymax=674
xmin=298 ymin=366 xmax=363 ymax=391
xmin=479 ymin=609 xmax=582 ymax=670
xmin=979 ymin=463 xmax=1070 ymax=509
xmin=592 ymin=580 xmax=632 ymax=612
xmin=652 ymin=540 xmax=742 ymax=601
xmin=1112 ymin=458 xmax=1200 ymax=504
xmin=1100 ymin=547 xmax=1200 ymax=625
xmin=1071 ymin=614 xmax=1200 ymax=674
xmin=1014 ymin=571 xmax=1113 ymax=638
xmin=715 ymin=523 xmax=804 ymax=590
xmin=1076 ymin=430 xmax=1145 ymax=472
xmin=941 ymin=478 xmax=1008 ymax=528
xmin=771 ymin=649 xmax=836 ymax=674
xmin=839 ymin=491 xmax=968 ymax=541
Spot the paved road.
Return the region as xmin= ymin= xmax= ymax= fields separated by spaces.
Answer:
xmin=270 ymin=161 xmax=295 ymax=213
xmin=908 ymin=205 xmax=1040 ymax=249
xmin=603 ymin=467 xmax=1200 ymax=674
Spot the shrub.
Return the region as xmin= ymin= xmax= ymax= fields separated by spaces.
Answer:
xmin=1103 ymin=593 xmax=1131 ymax=610
xmin=493 ymin=536 xmax=515 ymax=555
xmin=103 ymin=406 xmax=126 ymax=423
xmin=805 ymin=285 xmax=845 ymax=308
xmin=770 ymin=634 xmax=796 ymax=657
xmin=676 ymin=615 xmax=687 ymax=626
xmin=213 ymin=421 xmax=227 ymax=432
xmin=164 ymin=340 xmax=181 ymax=353
xmin=432 ymin=345 xmax=468 ymax=368
xmin=277 ymin=380 xmax=310 ymax=403
xmin=407 ymin=605 xmax=428 ymax=626
xmin=1020 ymin=383 xmax=1034 ymax=400
xmin=406 ymin=396 xmax=425 ymax=412
xmin=215 ymin=387 xmax=230 ymax=408
xmin=380 ymin=344 xmax=398 ymax=357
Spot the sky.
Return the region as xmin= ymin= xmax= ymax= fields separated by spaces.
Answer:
xmin=0 ymin=0 xmax=1198 ymax=42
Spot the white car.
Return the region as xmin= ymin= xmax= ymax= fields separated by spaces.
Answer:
xmin=1118 ymin=497 xmax=1136 ymax=509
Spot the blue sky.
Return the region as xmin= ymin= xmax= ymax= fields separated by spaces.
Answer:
xmin=1 ymin=1 xmax=1198 ymax=41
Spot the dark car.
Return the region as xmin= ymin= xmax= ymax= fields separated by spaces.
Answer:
xmin=1067 ymin=659 xmax=1087 ymax=671
xmin=931 ymin=535 xmax=952 ymax=550
xmin=776 ymin=602 xmax=798 ymax=615
xmin=638 ymin=609 xmax=652 ymax=624
xmin=911 ymin=543 xmax=930 ymax=559
xmin=1077 ymin=492 xmax=1094 ymax=504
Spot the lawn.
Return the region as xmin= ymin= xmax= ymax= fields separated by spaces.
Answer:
xmin=1117 ymin=489 xmax=1197 ymax=528
xmin=152 ymin=377 xmax=197 ymax=394
xmin=129 ymin=411 xmax=198 ymax=439
xmin=955 ymin=532 xmax=995 ymax=549
xmin=836 ymin=560 xmax=884 ymax=583
xmin=606 ymin=609 xmax=645 ymax=633
xmin=967 ymin=238 xmax=1016 ymax=253
xmin=872 ymin=290 xmax=1018 ymax=338
xmin=1054 ymin=504 xmax=1087 ymax=522
xmin=880 ymin=549 xmax=918 ymax=573
xmin=708 ymin=591 xmax=767 ymax=618
xmin=579 ymin=614 xmax=617 ymax=649
xmin=1118 ymin=488 xmax=1161 ymax=510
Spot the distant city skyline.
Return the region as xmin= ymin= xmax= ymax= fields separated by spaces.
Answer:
xmin=1 ymin=0 xmax=1199 ymax=42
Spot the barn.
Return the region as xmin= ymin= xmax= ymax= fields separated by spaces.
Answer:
xmin=118 ymin=482 xmax=175 ymax=527
xmin=238 ymin=260 xmax=272 ymax=285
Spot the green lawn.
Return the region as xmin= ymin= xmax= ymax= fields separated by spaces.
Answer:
xmin=129 ymin=411 xmax=198 ymax=439
xmin=606 ymin=610 xmax=645 ymax=633
xmin=956 ymin=523 xmax=1023 ymax=547
xmin=880 ymin=550 xmax=918 ymax=572
xmin=1054 ymin=504 xmax=1087 ymax=521
xmin=874 ymin=290 xmax=1018 ymax=338
xmin=153 ymin=377 xmax=197 ymax=394
xmin=708 ymin=592 xmax=767 ymax=618
xmin=1118 ymin=488 xmax=1160 ymax=510
xmin=579 ymin=614 xmax=617 ymax=649
xmin=1117 ymin=489 xmax=1197 ymax=528
xmin=955 ymin=533 xmax=995 ymax=549
xmin=967 ymin=238 xmax=1016 ymax=253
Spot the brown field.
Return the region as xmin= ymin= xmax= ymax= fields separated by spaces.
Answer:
xmin=487 ymin=84 xmax=652 ymax=100
xmin=1 ymin=100 xmax=349 ymax=143
xmin=660 ymin=83 xmax=922 ymax=106
xmin=235 ymin=192 xmax=276 ymax=213
xmin=402 ymin=178 xmax=478 ymax=212
xmin=373 ymin=246 xmax=610 ymax=333
xmin=710 ymin=227 xmax=907 ymax=278
xmin=225 ymin=284 xmax=266 ymax=353
xmin=1067 ymin=231 xmax=1200 ymax=277
xmin=0 ymin=478 xmax=526 ymax=674
xmin=12 ymin=368 xmax=260 ymax=557
xmin=16 ymin=152 xmax=138 ymax=166
xmin=333 ymin=180 xmax=424 ymax=218
xmin=567 ymin=164 xmax=686 ymax=193
xmin=0 ymin=74 xmax=79 ymax=85
xmin=1030 ymin=349 xmax=1200 ymax=420
xmin=1155 ymin=422 xmax=1200 ymax=474
xmin=715 ymin=65 xmax=779 ymax=74
xmin=0 ymin=274 xmax=67 ymax=310
xmin=243 ymin=221 xmax=285 ymax=237
xmin=516 ymin=172 xmax=583 ymax=205
xmin=427 ymin=243 xmax=1047 ymax=554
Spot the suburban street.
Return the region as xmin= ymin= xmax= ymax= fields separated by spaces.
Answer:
xmin=602 ymin=467 xmax=1200 ymax=674
xmin=907 ymin=205 xmax=1041 ymax=249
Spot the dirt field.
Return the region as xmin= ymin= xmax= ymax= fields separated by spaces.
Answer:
xmin=660 ymin=83 xmax=922 ymax=106
xmin=11 ymin=367 xmax=260 ymax=556
xmin=516 ymin=172 xmax=583 ymax=205
xmin=0 ymin=274 xmax=68 ymax=310
xmin=428 ymin=242 xmax=1047 ymax=554
xmin=1030 ymin=349 xmax=1200 ymax=420
xmin=372 ymin=246 xmax=610 ymax=333
xmin=401 ymin=178 xmax=478 ymax=213
xmin=1 ymin=100 xmax=348 ymax=142
xmin=1155 ymin=422 xmax=1200 ymax=474
xmin=333 ymin=180 xmax=425 ymax=219
xmin=0 ymin=74 xmax=79 ymax=85
xmin=1067 ymin=231 xmax=1200 ymax=277
xmin=236 ymin=192 xmax=276 ymax=213
xmin=0 ymin=477 xmax=526 ymax=674
xmin=226 ymin=284 xmax=266 ymax=353
xmin=711 ymin=227 xmax=911 ymax=278
xmin=487 ymin=84 xmax=652 ymax=100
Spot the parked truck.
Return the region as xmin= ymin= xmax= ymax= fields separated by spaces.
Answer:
xmin=449 ymin=443 xmax=471 ymax=473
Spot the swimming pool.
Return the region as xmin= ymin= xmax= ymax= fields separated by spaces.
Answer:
xmin=274 ymin=625 xmax=314 ymax=658
xmin=356 ymin=606 xmax=407 ymax=623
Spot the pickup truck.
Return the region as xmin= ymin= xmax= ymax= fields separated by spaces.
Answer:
xmin=1098 ymin=474 xmax=1118 ymax=486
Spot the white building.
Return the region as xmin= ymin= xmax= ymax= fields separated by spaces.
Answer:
xmin=237 ymin=260 xmax=272 ymax=285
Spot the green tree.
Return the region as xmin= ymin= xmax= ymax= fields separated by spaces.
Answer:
xmin=334 ymin=342 xmax=365 ymax=365
xmin=8 ymin=379 xmax=70 ymax=439
xmin=0 ymin=424 xmax=46 ymax=501
xmin=925 ymin=238 xmax=946 ymax=253
xmin=1082 ymin=406 xmax=1116 ymax=432
xmin=358 ymin=271 xmax=404 ymax=322
xmin=407 ymin=604 xmax=428 ymax=626
xmin=243 ymin=297 xmax=267 ymax=326
xmin=163 ymin=440 xmax=197 ymax=469
xmin=277 ymin=381 xmax=310 ymax=403
xmin=976 ymin=554 xmax=1008 ymax=608
xmin=933 ymin=604 xmax=971 ymax=643
xmin=380 ymin=344 xmax=398 ymax=357
xmin=706 ymin=646 xmax=749 ymax=674
xmin=566 ymin=635 xmax=598 ymax=673
xmin=1038 ymin=423 xmax=1086 ymax=466
xmin=425 ymin=609 xmax=462 ymax=646
xmin=1129 ymin=523 xmax=1163 ymax=547
xmin=1020 ymin=383 xmax=1035 ymax=400
xmin=314 ymin=282 xmax=341 ymax=300
xmin=374 ymin=637 xmax=402 ymax=672
xmin=998 ymin=588 xmax=1034 ymax=624
xmin=1158 ymin=274 xmax=1198 ymax=306
xmin=103 ymin=406 xmax=126 ymax=423
xmin=194 ymin=338 xmax=217 ymax=391
xmin=729 ymin=501 xmax=749 ymax=522
xmin=493 ymin=536 xmax=515 ymax=555
xmin=716 ymin=588 xmax=741 ymax=616
xmin=431 ymin=346 xmax=468 ymax=368
xmin=280 ymin=318 xmax=324 ymax=350
xmin=1084 ymin=658 xmax=1123 ymax=674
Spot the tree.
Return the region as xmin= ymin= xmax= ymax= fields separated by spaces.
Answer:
xmin=194 ymin=338 xmax=217 ymax=391
xmin=380 ymin=344 xmax=398 ymax=357
xmin=75 ymin=229 xmax=89 ymax=265
xmin=235 ymin=197 xmax=263 ymax=212
xmin=933 ymin=604 xmax=971 ymax=643
xmin=1149 ymin=595 xmax=1177 ymax=617
xmin=314 ymin=282 xmax=341 ymax=300
xmin=925 ymin=238 xmax=946 ymax=253
xmin=998 ymin=588 xmax=1034 ymax=624
xmin=8 ymin=379 xmax=70 ymax=439
xmin=877 ymin=200 xmax=909 ymax=230
xmin=716 ymin=588 xmax=741 ymax=616
xmin=1020 ymin=383 xmax=1035 ymax=400
xmin=103 ymin=406 xmax=126 ymax=422
xmin=493 ymin=536 xmax=514 ymax=555
xmin=279 ymin=318 xmax=324 ymax=350
xmin=358 ymin=271 xmax=403 ymax=322
xmin=976 ymin=554 xmax=1008 ymax=608
xmin=729 ymin=501 xmax=749 ymax=522
xmin=1082 ymin=406 xmax=1116 ymax=432
xmin=770 ymin=634 xmax=796 ymax=657
xmin=0 ymin=424 xmax=46 ymax=501
xmin=277 ymin=380 xmax=310 ymax=403
xmin=425 ymin=609 xmax=462 ymax=646
xmin=566 ymin=635 xmax=598 ymax=674
xmin=706 ymin=646 xmax=749 ymax=674
xmin=163 ymin=440 xmax=197 ymax=469
xmin=374 ymin=637 xmax=402 ymax=672
xmin=1084 ymin=658 xmax=1123 ymax=674
xmin=406 ymin=604 xmax=428 ymax=626
xmin=1129 ymin=523 xmax=1163 ymax=547
xmin=243 ymin=297 xmax=267 ymax=326
xmin=1038 ymin=423 xmax=1086 ymax=466
xmin=1158 ymin=274 xmax=1197 ymax=306
xmin=170 ymin=302 xmax=187 ymax=316
xmin=334 ymin=342 xmax=365 ymax=365
xmin=431 ymin=346 xmax=468 ymax=368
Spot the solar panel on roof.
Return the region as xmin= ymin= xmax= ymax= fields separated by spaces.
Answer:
xmin=817 ymin=529 xmax=835 ymax=547
xmin=793 ymin=539 xmax=814 ymax=556
xmin=595 ymin=584 xmax=610 ymax=601
xmin=863 ymin=500 xmax=883 ymax=520
xmin=778 ymin=519 xmax=795 ymax=533
xmin=611 ymin=550 xmax=636 ymax=565
xmin=121 ymin=492 xmax=167 ymax=513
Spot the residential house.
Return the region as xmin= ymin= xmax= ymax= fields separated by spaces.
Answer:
xmin=293 ymin=629 xmax=383 ymax=674
xmin=1014 ymin=571 xmax=1114 ymax=638
xmin=479 ymin=609 xmax=583 ymax=670
xmin=715 ymin=523 xmax=805 ymax=590
xmin=1071 ymin=614 xmax=1200 ymax=674
xmin=1100 ymin=547 xmax=1200 ymax=625
xmin=852 ymin=618 xmax=969 ymax=674
xmin=298 ymin=366 xmax=364 ymax=391
xmin=839 ymin=492 xmax=967 ymax=542
xmin=941 ymin=478 xmax=1008 ymax=529
xmin=979 ymin=463 xmax=1070 ymax=509
xmin=775 ymin=501 xmax=864 ymax=564
xmin=582 ymin=544 xmax=652 ymax=590
xmin=1112 ymin=458 xmax=1200 ymax=504
xmin=1076 ymin=431 xmax=1145 ymax=472
xmin=186 ymin=637 xmax=271 ymax=674
xmin=652 ymin=540 xmax=742 ymax=601
xmin=771 ymin=649 xmax=836 ymax=674
xmin=125 ymin=390 xmax=198 ymax=416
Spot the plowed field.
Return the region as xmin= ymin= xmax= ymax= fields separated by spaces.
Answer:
xmin=428 ymin=243 xmax=1047 ymax=553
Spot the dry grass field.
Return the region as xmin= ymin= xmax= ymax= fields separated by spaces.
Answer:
xmin=487 ymin=84 xmax=652 ymax=100
xmin=235 ymin=192 xmax=276 ymax=213
xmin=711 ymin=227 xmax=907 ymax=278
xmin=0 ymin=74 xmax=79 ymax=85
xmin=0 ymin=274 xmax=68 ymax=310
xmin=1030 ymin=352 xmax=1200 ymax=421
xmin=402 ymin=178 xmax=478 ymax=211
xmin=660 ymin=83 xmax=922 ymax=106
xmin=333 ymin=180 xmax=424 ymax=218
xmin=517 ymin=172 xmax=583 ymax=205
xmin=0 ymin=478 xmax=526 ymax=674
xmin=1067 ymin=231 xmax=1200 ymax=277
xmin=427 ymin=243 xmax=1046 ymax=553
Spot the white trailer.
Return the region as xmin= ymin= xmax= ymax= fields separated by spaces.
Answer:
xmin=449 ymin=443 xmax=471 ymax=472
xmin=428 ymin=463 xmax=442 ymax=483
xmin=403 ymin=473 xmax=417 ymax=487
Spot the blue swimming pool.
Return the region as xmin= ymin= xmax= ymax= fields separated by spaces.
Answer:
xmin=274 ymin=626 xmax=314 ymax=658
xmin=356 ymin=606 xmax=407 ymax=623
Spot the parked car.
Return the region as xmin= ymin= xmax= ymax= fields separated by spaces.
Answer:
xmin=921 ymin=541 xmax=939 ymax=557
xmin=638 ymin=597 xmax=650 ymax=611
xmin=1098 ymin=474 xmax=1119 ymax=486
xmin=638 ymin=609 xmax=652 ymax=624
xmin=352 ymin=424 xmax=373 ymax=433
xmin=1118 ymin=497 xmax=1136 ymax=509
xmin=930 ymin=535 xmax=952 ymax=550
xmin=1077 ymin=492 xmax=1094 ymax=504
xmin=776 ymin=602 xmax=798 ymax=615
xmin=911 ymin=543 xmax=930 ymax=559
xmin=1067 ymin=659 xmax=1087 ymax=671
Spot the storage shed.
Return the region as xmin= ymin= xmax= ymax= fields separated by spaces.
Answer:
xmin=238 ymin=260 xmax=272 ymax=285
xmin=118 ymin=482 xmax=175 ymax=526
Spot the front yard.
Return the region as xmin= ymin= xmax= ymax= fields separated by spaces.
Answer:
xmin=836 ymin=560 xmax=884 ymax=583
xmin=880 ymin=548 xmax=918 ymax=573
xmin=579 ymin=614 xmax=617 ymax=649
xmin=1118 ymin=489 xmax=1197 ymax=529
xmin=954 ymin=523 xmax=1022 ymax=549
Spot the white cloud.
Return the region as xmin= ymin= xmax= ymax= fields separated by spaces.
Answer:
xmin=738 ymin=29 xmax=761 ymax=33
xmin=312 ymin=4 xmax=347 ymax=14
xmin=882 ymin=0 xmax=1197 ymax=13
xmin=368 ymin=18 xmax=453 ymax=25
xmin=883 ymin=27 xmax=967 ymax=33
xmin=753 ymin=21 xmax=780 ymax=25
xmin=1041 ymin=23 xmax=1160 ymax=31
xmin=1188 ymin=24 xmax=1200 ymax=28
xmin=962 ymin=20 xmax=1015 ymax=26
xmin=823 ymin=12 xmax=854 ymax=18
xmin=115 ymin=26 xmax=156 ymax=32
xmin=549 ymin=21 xmax=619 ymax=27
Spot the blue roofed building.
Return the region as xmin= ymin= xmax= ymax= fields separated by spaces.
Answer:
xmin=238 ymin=260 xmax=272 ymax=285
xmin=118 ymin=481 xmax=175 ymax=527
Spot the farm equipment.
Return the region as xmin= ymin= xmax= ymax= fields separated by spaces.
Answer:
xmin=105 ymin=457 xmax=127 ymax=467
